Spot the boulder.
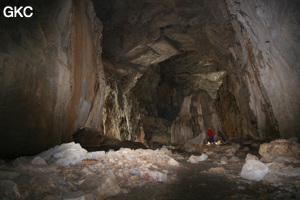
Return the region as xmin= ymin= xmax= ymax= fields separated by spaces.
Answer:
xmin=87 ymin=151 xmax=106 ymax=160
xmin=188 ymin=153 xmax=208 ymax=164
xmin=167 ymin=158 xmax=179 ymax=166
xmin=0 ymin=171 xmax=20 ymax=180
xmin=240 ymin=160 xmax=269 ymax=181
xmin=38 ymin=142 xmax=88 ymax=166
xmin=31 ymin=156 xmax=48 ymax=166
xmin=0 ymin=180 xmax=20 ymax=199
xmin=62 ymin=191 xmax=92 ymax=200
xmin=245 ymin=153 xmax=259 ymax=161
xmin=0 ymin=160 xmax=5 ymax=166
xmin=220 ymin=157 xmax=229 ymax=164
xmin=183 ymin=133 xmax=207 ymax=151
xmin=73 ymin=128 xmax=106 ymax=149
xmin=267 ymin=162 xmax=300 ymax=177
xmin=140 ymin=171 xmax=167 ymax=182
xmin=259 ymin=139 xmax=300 ymax=162
xmin=208 ymin=167 xmax=226 ymax=173
xmin=229 ymin=156 xmax=240 ymax=163
xmin=99 ymin=171 xmax=121 ymax=197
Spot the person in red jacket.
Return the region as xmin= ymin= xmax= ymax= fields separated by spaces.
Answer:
xmin=207 ymin=128 xmax=215 ymax=145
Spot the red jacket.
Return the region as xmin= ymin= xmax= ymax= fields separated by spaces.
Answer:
xmin=207 ymin=129 xmax=214 ymax=137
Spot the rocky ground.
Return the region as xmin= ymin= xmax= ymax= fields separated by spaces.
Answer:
xmin=0 ymin=139 xmax=299 ymax=200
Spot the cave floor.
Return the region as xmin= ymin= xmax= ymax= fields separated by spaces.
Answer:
xmin=107 ymin=144 xmax=299 ymax=200
xmin=1 ymin=140 xmax=299 ymax=200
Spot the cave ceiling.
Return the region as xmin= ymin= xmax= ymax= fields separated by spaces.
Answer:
xmin=94 ymin=0 xmax=231 ymax=96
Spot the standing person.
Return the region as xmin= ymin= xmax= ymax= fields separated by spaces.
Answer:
xmin=207 ymin=128 xmax=215 ymax=145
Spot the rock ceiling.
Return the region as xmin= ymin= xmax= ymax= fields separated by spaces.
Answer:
xmin=94 ymin=0 xmax=231 ymax=94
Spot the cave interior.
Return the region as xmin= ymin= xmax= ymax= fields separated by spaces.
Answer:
xmin=0 ymin=0 xmax=299 ymax=158
xmin=0 ymin=0 xmax=300 ymax=199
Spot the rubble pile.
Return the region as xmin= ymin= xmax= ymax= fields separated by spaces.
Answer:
xmin=257 ymin=139 xmax=300 ymax=189
xmin=0 ymin=139 xmax=299 ymax=199
xmin=0 ymin=143 xmax=179 ymax=200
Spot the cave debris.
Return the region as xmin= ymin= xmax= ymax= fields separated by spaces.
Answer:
xmin=0 ymin=139 xmax=299 ymax=199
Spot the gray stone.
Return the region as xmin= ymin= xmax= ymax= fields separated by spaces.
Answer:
xmin=31 ymin=156 xmax=48 ymax=166
xmin=62 ymin=191 xmax=86 ymax=200
xmin=0 ymin=180 xmax=20 ymax=199
xmin=140 ymin=171 xmax=167 ymax=182
xmin=167 ymin=158 xmax=179 ymax=166
xmin=0 ymin=160 xmax=5 ymax=166
xmin=259 ymin=139 xmax=300 ymax=162
xmin=43 ymin=195 xmax=60 ymax=200
xmin=188 ymin=154 xmax=208 ymax=164
xmin=245 ymin=153 xmax=259 ymax=161
xmin=220 ymin=157 xmax=229 ymax=165
xmin=229 ymin=156 xmax=240 ymax=163
xmin=240 ymin=160 xmax=269 ymax=181
xmin=0 ymin=171 xmax=20 ymax=180
xmin=99 ymin=171 xmax=121 ymax=197
xmin=183 ymin=133 xmax=207 ymax=152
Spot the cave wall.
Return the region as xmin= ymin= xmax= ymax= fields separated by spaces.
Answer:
xmin=216 ymin=0 xmax=300 ymax=139
xmin=95 ymin=0 xmax=231 ymax=146
xmin=0 ymin=0 xmax=105 ymax=158
xmin=96 ymin=0 xmax=300 ymax=143
xmin=171 ymin=90 xmax=222 ymax=144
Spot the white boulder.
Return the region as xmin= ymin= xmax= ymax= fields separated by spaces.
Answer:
xmin=37 ymin=142 xmax=88 ymax=166
xmin=240 ymin=160 xmax=269 ymax=181
xmin=87 ymin=151 xmax=106 ymax=160
xmin=168 ymin=158 xmax=179 ymax=166
xmin=188 ymin=153 xmax=208 ymax=163
xmin=140 ymin=171 xmax=167 ymax=182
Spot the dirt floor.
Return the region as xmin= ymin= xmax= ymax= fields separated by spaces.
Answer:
xmin=106 ymin=143 xmax=299 ymax=200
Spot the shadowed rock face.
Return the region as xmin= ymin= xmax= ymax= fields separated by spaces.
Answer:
xmin=0 ymin=0 xmax=105 ymax=157
xmin=0 ymin=0 xmax=299 ymax=157
xmin=96 ymin=0 xmax=300 ymax=144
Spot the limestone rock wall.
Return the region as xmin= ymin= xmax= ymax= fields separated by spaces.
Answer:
xmin=0 ymin=0 xmax=105 ymax=158
xmin=97 ymin=0 xmax=300 ymax=143
xmin=171 ymin=90 xmax=222 ymax=144
xmin=216 ymin=0 xmax=300 ymax=139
